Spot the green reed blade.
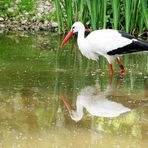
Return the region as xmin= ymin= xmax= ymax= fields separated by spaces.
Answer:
xmin=124 ymin=0 xmax=132 ymax=33
xmin=54 ymin=0 xmax=64 ymax=33
xmin=140 ymin=0 xmax=148 ymax=29
xmin=139 ymin=15 xmax=144 ymax=34
xmin=73 ymin=0 xmax=86 ymax=22
xmin=79 ymin=0 xmax=86 ymax=21
xmin=86 ymin=0 xmax=99 ymax=30
xmin=64 ymin=0 xmax=73 ymax=30
xmin=102 ymin=0 xmax=107 ymax=29
xmin=111 ymin=0 xmax=120 ymax=29
xmin=130 ymin=0 xmax=139 ymax=34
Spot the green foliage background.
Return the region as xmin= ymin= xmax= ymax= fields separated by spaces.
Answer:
xmin=55 ymin=0 xmax=148 ymax=34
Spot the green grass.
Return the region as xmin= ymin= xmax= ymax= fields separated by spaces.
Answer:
xmin=0 ymin=0 xmax=37 ymax=18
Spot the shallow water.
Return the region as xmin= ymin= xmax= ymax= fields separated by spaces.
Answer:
xmin=0 ymin=32 xmax=148 ymax=148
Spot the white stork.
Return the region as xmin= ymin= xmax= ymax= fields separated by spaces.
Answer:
xmin=61 ymin=22 xmax=148 ymax=75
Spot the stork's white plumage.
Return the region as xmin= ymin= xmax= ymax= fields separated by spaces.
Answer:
xmin=61 ymin=22 xmax=148 ymax=75
xmin=61 ymin=84 xmax=131 ymax=122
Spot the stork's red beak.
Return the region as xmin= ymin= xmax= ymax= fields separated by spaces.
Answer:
xmin=61 ymin=31 xmax=73 ymax=47
xmin=61 ymin=96 xmax=73 ymax=112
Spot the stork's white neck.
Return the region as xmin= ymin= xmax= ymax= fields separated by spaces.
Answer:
xmin=77 ymin=28 xmax=85 ymax=49
xmin=70 ymin=102 xmax=83 ymax=122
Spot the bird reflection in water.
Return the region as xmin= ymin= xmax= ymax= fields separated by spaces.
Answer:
xmin=61 ymin=79 xmax=131 ymax=122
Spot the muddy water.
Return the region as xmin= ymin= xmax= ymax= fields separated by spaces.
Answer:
xmin=0 ymin=33 xmax=147 ymax=148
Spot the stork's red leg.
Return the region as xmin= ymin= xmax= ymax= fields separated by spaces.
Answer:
xmin=109 ymin=64 xmax=114 ymax=76
xmin=115 ymin=56 xmax=125 ymax=74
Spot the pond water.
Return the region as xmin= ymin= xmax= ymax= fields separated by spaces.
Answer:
xmin=0 ymin=32 xmax=147 ymax=148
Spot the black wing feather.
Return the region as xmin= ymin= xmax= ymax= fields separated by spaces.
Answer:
xmin=118 ymin=31 xmax=137 ymax=39
xmin=107 ymin=31 xmax=148 ymax=55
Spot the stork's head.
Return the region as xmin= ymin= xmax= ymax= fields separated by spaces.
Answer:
xmin=60 ymin=95 xmax=83 ymax=122
xmin=69 ymin=110 xmax=83 ymax=122
xmin=61 ymin=22 xmax=85 ymax=46
xmin=71 ymin=22 xmax=85 ymax=33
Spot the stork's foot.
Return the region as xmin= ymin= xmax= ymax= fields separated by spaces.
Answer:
xmin=119 ymin=64 xmax=125 ymax=75
xmin=120 ymin=68 xmax=125 ymax=74
xmin=119 ymin=68 xmax=125 ymax=79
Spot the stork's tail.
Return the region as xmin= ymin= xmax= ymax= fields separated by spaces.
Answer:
xmin=134 ymin=39 xmax=148 ymax=51
xmin=107 ymin=39 xmax=148 ymax=55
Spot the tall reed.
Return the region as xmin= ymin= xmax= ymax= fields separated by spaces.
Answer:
xmin=86 ymin=0 xmax=99 ymax=30
xmin=55 ymin=0 xmax=64 ymax=33
xmin=128 ymin=0 xmax=139 ymax=34
xmin=102 ymin=0 xmax=107 ymax=29
xmin=140 ymin=0 xmax=148 ymax=29
xmin=123 ymin=0 xmax=131 ymax=33
xmin=111 ymin=0 xmax=120 ymax=30
xmin=54 ymin=0 xmax=148 ymax=35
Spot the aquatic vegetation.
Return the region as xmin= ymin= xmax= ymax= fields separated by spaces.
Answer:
xmin=55 ymin=0 xmax=148 ymax=34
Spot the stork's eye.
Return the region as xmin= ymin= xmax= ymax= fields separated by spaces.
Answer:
xmin=72 ymin=26 xmax=75 ymax=29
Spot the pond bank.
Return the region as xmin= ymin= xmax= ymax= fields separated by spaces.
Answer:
xmin=0 ymin=0 xmax=58 ymax=32
xmin=0 ymin=18 xmax=58 ymax=32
